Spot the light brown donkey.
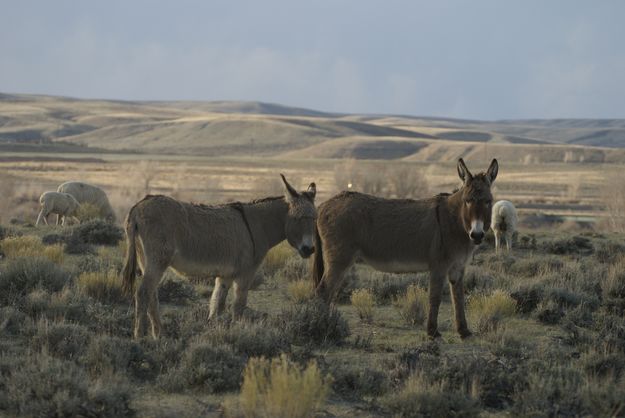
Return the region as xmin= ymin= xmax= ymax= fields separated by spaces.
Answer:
xmin=122 ymin=175 xmax=317 ymax=339
xmin=313 ymin=159 xmax=498 ymax=339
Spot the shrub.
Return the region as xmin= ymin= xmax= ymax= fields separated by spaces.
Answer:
xmin=510 ymin=285 xmax=543 ymax=313
xmin=540 ymin=235 xmax=594 ymax=255
xmin=199 ymin=319 xmax=290 ymax=358
xmin=275 ymin=256 xmax=309 ymax=283
xmin=362 ymin=272 xmax=418 ymax=304
xmin=535 ymin=300 xmax=565 ymax=325
xmin=64 ymin=233 xmax=96 ymax=255
xmin=331 ymin=362 xmax=388 ymax=399
xmin=41 ymin=232 xmax=65 ymax=245
xmin=84 ymin=335 xmax=157 ymax=380
xmin=603 ymin=259 xmax=625 ymax=300
xmin=159 ymin=342 xmax=244 ymax=393
xmin=158 ymin=273 xmax=197 ymax=305
xmin=240 ymin=354 xmax=331 ymax=418
xmin=468 ymin=290 xmax=516 ymax=334
xmin=76 ymin=202 xmax=106 ymax=222
xmin=595 ymin=241 xmax=625 ymax=263
xmin=277 ymin=299 xmax=349 ymax=346
xmin=0 ymin=307 xmax=29 ymax=336
xmin=0 ymin=257 xmax=69 ymax=304
xmin=287 ymin=280 xmax=315 ymax=304
xmin=382 ymin=372 xmax=479 ymax=418
xmin=31 ymin=320 xmax=92 ymax=360
xmin=350 ymin=288 xmax=375 ymax=323
xmin=77 ymin=269 xmax=127 ymax=305
xmin=0 ymin=235 xmax=64 ymax=264
xmin=263 ymin=242 xmax=295 ymax=276
xmin=393 ymin=284 xmax=428 ymax=327
xmin=67 ymin=219 xmax=124 ymax=247
xmin=0 ymin=354 xmax=134 ymax=418
xmin=463 ymin=267 xmax=495 ymax=294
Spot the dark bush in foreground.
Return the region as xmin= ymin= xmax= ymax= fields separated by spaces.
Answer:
xmin=540 ymin=235 xmax=593 ymax=255
xmin=31 ymin=321 xmax=92 ymax=360
xmin=85 ymin=335 xmax=157 ymax=380
xmin=68 ymin=219 xmax=124 ymax=246
xmin=510 ymin=285 xmax=543 ymax=314
xmin=200 ymin=319 xmax=290 ymax=358
xmin=383 ymin=373 xmax=479 ymax=418
xmin=0 ymin=307 xmax=28 ymax=336
xmin=276 ymin=299 xmax=350 ymax=346
xmin=41 ymin=232 xmax=65 ymax=245
xmin=0 ymin=354 xmax=134 ymax=418
xmin=159 ymin=342 xmax=245 ymax=393
xmin=158 ymin=273 xmax=197 ymax=305
xmin=64 ymin=234 xmax=96 ymax=255
xmin=0 ymin=258 xmax=69 ymax=304
xmin=331 ymin=363 xmax=389 ymax=399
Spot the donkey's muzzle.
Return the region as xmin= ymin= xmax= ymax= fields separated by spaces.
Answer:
xmin=470 ymin=231 xmax=484 ymax=244
xmin=299 ymin=245 xmax=315 ymax=258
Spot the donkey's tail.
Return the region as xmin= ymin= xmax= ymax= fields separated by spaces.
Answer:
xmin=311 ymin=224 xmax=324 ymax=290
xmin=121 ymin=209 xmax=139 ymax=296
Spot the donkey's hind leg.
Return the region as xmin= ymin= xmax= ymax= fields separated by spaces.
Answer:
xmin=209 ymin=276 xmax=232 ymax=320
xmin=135 ymin=264 xmax=166 ymax=339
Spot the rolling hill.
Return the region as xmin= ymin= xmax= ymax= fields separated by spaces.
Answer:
xmin=1 ymin=93 xmax=625 ymax=162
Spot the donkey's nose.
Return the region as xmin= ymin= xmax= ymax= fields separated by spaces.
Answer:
xmin=470 ymin=231 xmax=484 ymax=243
xmin=300 ymin=245 xmax=315 ymax=258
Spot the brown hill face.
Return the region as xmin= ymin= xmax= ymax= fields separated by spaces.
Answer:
xmin=1 ymin=93 xmax=625 ymax=162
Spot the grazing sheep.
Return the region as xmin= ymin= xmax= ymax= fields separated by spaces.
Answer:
xmin=57 ymin=181 xmax=116 ymax=223
xmin=36 ymin=192 xmax=80 ymax=226
xmin=492 ymin=200 xmax=517 ymax=253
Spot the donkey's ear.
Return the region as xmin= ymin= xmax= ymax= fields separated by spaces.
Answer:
xmin=486 ymin=159 xmax=498 ymax=184
xmin=457 ymin=158 xmax=473 ymax=183
xmin=280 ymin=173 xmax=298 ymax=202
xmin=306 ymin=182 xmax=316 ymax=199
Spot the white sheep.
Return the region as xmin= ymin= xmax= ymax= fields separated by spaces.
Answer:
xmin=57 ymin=181 xmax=116 ymax=223
xmin=492 ymin=200 xmax=518 ymax=253
xmin=36 ymin=191 xmax=81 ymax=226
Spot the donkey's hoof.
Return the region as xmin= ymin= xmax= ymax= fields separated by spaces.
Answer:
xmin=459 ymin=329 xmax=473 ymax=340
xmin=427 ymin=330 xmax=442 ymax=340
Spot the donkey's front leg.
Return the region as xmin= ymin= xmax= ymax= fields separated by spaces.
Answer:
xmin=209 ymin=277 xmax=232 ymax=320
xmin=448 ymin=265 xmax=472 ymax=339
xmin=426 ymin=270 xmax=446 ymax=339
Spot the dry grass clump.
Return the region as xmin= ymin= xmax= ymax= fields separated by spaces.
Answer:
xmin=0 ymin=258 xmax=69 ymax=305
xmin=240 ymin=354 xmax=331 ymax=418
xmin=602 ymin=257 xmax=625 ymax=300
xmin=76 ymin=269 xmax=126 ymax=305
xmin=468 ymin=290 xmax=516 ymax=334
xmin=75 ymin=202 xmax=104 ymax=222
xmin=382 ymin=372 xmax=479 ymax=418
xmin=287 ymin=279 xmax=315 ymax=303
xmin=263 ymin=242 xmax=295 ymax=275
xmin=0 ymin=235 xmax=64 ymax=264
xmin=393 ymin=284 xmax=429 ymax=327
xmin=350 ymin=288 xmax=375 ymax=323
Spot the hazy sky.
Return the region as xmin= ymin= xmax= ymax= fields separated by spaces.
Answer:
xmin=2 ymin=1 xmax=625 ymax=119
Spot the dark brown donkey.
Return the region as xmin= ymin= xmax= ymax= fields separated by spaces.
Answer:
xmin=313 ymin=158 xmax=498 ymax=339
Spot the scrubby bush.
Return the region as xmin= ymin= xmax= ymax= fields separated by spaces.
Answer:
xmin=350 ymin=288 xmax=375 ymax=323
xmin=275 ymin=256 xmax=308 ymax=282
xmin=540 ymin=235 xmax=593 ymax=255
xmin=393 ymin=284 xmax=428 ymax=327
xmin=361 ymin=272 xmax=418 ymax=304
xmin=0 ymin=354 xmax=134 ymax=418
xmin=0 ymin=235 xmax=64 ymax=264
xmin=463 ymin=266 xmax=495 ymax=294
xmin=159 ymin=342 xmax=244 ymax=393
xmin=199 ymin=319 xmax=290 ymax=358
xmin=382 ymin=372 xmax=479 ymax=418
xmin=41 ymin=232 xmax=65 ymax=245
xmin=158 ymin=272 xmax=197 ymax=305
xmin=595 ymin=241 xmax=625 ymax=263
xmin=535 ymin=300 xmax=565 ymax=325
xmin=0 ymin=307 xmax=29 ymax=336
xmin=240 ymin=355 xmax=331 ymax=418
xmin=510 ymin=285 xmax=544 ymax=314
xmin=287 ymin=280 xmax=315 ymax=303
xmin=64 ymin=233 xmax=96 ymax=255
xmin=67 ymin=219 xmax=124 ymax=247
xmin=77 ymin=269 xmax=126 ymax=305
xmin=468 ymin=290 xmax=516 ymax=334
xmin=0 ymin=257 xmax=69 ymax=304
xmin=75 ymin=202 xmax=105 ymax=222
xmin=602 ymin=259 xmax=625 ymax=300
xmin=263 ymin=242 xmax=295 ymax=276
xmin=331 ymin=362 xmax=388 ymax=399
xmin=31 ymin=320 xmax=92 ymax=360
xmin=277 ymin=299 xmax=349 ymax=346
xmin=84 ymin=335 xmax=157 ymax=380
